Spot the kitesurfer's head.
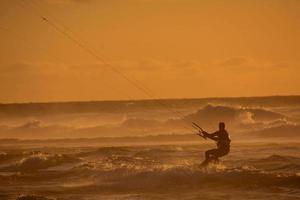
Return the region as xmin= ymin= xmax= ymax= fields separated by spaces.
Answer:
xmin=219 ymin=122 xmax=225 ymax=130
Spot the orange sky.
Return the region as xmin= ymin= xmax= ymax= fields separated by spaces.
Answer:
xmin=0 ymin=0 xmax=299 ymax=103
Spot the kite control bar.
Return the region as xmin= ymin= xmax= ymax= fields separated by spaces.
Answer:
xmin=192 ymin=122 xmax=207 ymax=140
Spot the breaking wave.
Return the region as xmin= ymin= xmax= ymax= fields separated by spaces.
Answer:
xmin=1 ymin=152 xmax=80 ymax=172
xmin=180 ymin=104 xmax=289 ymax=130
xmin=64 ymin=150 xmax=300 ymax=190
xmin=63 ymin=164 xmax=300 ymax=192
xmin=0 ymin=103 xmax=298 ymax=140
xmin=2 ymin=144 xmax=300 ymax=200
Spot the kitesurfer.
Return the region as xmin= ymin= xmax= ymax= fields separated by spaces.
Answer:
xmin=198 ymin=122 xmax=231 ymax=167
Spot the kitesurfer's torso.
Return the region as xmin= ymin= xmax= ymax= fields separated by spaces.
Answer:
xmin=214 ymin=129 xmax=231 ymax=149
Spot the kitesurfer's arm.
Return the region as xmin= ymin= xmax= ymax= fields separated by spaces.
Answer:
xmin=202 ymin=131 xmax=219 ymax=141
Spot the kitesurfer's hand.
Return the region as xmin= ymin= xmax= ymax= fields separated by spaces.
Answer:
xmin=202 ymin=131 xmax=208 ymax=136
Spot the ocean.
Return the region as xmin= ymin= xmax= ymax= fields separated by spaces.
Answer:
xmin=0 ymin=141 xmax=300 ymax=200
xmin=0 ymin=96 xmax=299 ymax=199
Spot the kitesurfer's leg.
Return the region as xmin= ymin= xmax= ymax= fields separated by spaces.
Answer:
xmin=216 ymin=147 xmax=230 ymax=158
xmin=201 ymin=149 xmax=218 ymax=166
xmin=210 ymin=147 xmax=230 ymax=165
xmin=205 ymin=149 xmax=218 ymax=159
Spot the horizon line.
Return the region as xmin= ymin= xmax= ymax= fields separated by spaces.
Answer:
xmin=1 ymin=94 xmax=300 ymax=105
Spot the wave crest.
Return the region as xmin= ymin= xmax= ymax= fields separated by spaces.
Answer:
xmin=2 ymin=152 xmax=80 ymax=172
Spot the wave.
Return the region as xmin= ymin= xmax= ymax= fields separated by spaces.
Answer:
xmin=1 ymin=152 xmax=80 ymax=172
xmin=250 ymin=155 xmax=300 ymax=172
xmin=76 ymin=146 xmax=188 ymax=161
xmin=179 ymin=104 xmax=287 ymax=129
xmin=249 ymin=125 xmax=300 ymax=138
xmin=0 ymin=104 xmax=297 ymax=139
xmin=0 ymin=151 xmax=25 ymax=166
xmin=2 ymin=150 xmax=300 ymax=195
xmin=1 ymin=96 xmax=300 ymax=118
xmin=0 ymin=120 xmax=74 ymax=139
xmin=261 ymin=154 xmax=300 ymax=162
xmin=8 ymin=165 xmax=300 ymax=199
xmin=16 ymin=195 xmax=54 ymax=200
xmin=121 ymin=118 xmax=163 ymax=129
xmin=64 ymin=165 xmax=300 ymax=192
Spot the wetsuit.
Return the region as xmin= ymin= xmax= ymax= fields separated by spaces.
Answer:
xmin=202 ymin=129 xmax=231 ymax=165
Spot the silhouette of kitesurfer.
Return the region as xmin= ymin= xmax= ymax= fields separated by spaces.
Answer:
xmin=199 ymin=122 xmax=231 ymax=167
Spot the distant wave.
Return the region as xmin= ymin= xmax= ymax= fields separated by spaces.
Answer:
xmin=178 ymin=104 xmax=288 ymax=129
xmin=0 ymin=104 xmax=298 ymax=139
xmin=1 ymin=96 xmax=300 ymax=118
xmin=249 ymin=124 xmax=300 ymax=138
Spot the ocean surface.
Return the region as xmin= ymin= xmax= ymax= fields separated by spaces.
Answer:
xmin=0 ymin=96 xmax=300 ymax=199
xmin=0 ymin=141 xmax=300 ymax=200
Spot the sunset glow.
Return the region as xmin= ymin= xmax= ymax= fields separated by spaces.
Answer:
xmin=0 ymin=0 xmax=299 ymax=103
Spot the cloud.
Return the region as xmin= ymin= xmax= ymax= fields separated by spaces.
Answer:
xmin=2 ymin=58 xmax=297 ymax=77
xmin=1 ymin=58 xmax=298 ymax=103
xmin=0 ymin=63 xmax=34 ymax=73
xmin=69 ymin=60 xmax=184 ymax=72
xmin=218 ymin=57 xmax=248 ymax=67
xmin=216 ymin=57 xmax=297 ymax=71
xmin=0 ymin=62 xmax=67 ymax=75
